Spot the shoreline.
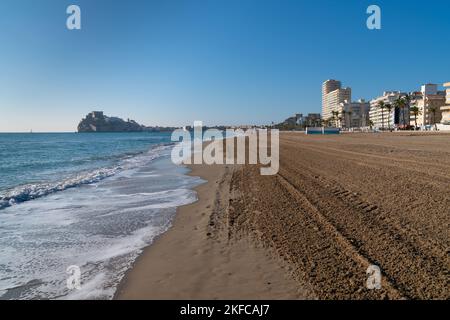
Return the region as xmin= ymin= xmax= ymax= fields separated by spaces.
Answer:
xmin=114 ymin=162 xmax=312 ymax=300
xmin=114 ymin=132 xmax=450 ymax=299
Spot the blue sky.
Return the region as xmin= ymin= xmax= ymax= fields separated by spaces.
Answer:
xmin=0 ymin=0 xmax=449 ymax=131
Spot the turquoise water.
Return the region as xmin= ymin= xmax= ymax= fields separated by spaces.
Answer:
xmin=0 ymin=132 xmax=172 ymax=200
xmin=0 ymin=132 xmax=202 ymax=299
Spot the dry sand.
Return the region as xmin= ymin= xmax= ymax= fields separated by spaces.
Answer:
xmin=116 ymin=132 xmax=450 ymax=300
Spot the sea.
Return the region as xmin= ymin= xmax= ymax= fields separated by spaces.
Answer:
xmin=0 ymin=132 xmax=203 ymax=300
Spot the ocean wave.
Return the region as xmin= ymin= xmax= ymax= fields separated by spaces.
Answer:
xmin=0 ymin=143 xmax=174 ymax=211
xmin=0 ymin=146 xmax=201 ymax=300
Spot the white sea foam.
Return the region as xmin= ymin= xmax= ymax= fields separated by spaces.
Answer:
xmin=0 ymin=144 xmax=174 ymax=211
xmin=0 ymin=143 xmax=203 ymax=300
xmin=0 ymin=168 xmax=119 ymax=210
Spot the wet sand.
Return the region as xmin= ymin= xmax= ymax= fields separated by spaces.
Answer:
xmin=116 ymin=132 xmax=450 ymax=300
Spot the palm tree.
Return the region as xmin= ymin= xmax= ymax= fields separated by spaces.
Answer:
xmin=378 ymin=101 xmax=386 ymax=131
xmin=327 ymin=118 xmax=333 ymax=127
xmin=316 ymin=119 xmax=321 ymax=127
xmin=429 ymin=105 xmax=438 ymax=130
xmin=385 ymin=103 xmax=393 ymax=131
xmin=332 ymin=111 xmax=339 ymax=127
xmin=403 ymin=94 xmax=412 ymax=129
xmin=410 ymin=106 xmax=421 ymax=130
xmin=394 ymin=97 xmax=406 ymax=129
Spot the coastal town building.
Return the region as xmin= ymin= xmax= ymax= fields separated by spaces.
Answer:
xmin=280 ymin=114 xmax=301 ymax=126
xmin=322 ymin=80 xmax=341 ymax=116
xmin=322 ymin=80 xmax=351 ymax=122
xmin=304 ymin=113 xmax=322 ymax=127
xmin=369 ymin=91 xmax=407 ymax=130
xmin=281 ymin=113 xmax=322 ymax=127
xmin=77 ymin=111 xmax=144 ymax=132
xmin=337 ymin=99 xmax=370 ymax=128
xmin=439 ymin=82 xmax=450 ymax=126
xmin=409 ymin=84 xmax=446 ymax=128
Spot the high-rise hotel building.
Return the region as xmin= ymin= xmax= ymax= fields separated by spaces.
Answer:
xmin=322 ymin=80 xmax=351 ymax=121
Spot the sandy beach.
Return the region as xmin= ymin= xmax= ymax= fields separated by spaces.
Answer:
xmin=115 ymin=161 xmax=313 ymax=299
xmin=116 ymin=132 xmax=450 ymax=300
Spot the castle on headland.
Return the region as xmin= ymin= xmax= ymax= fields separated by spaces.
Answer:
xmin=77 ymin=111 xmax=184 ymax=133
xmin=77 ymin=111 xmax=144 ymax=132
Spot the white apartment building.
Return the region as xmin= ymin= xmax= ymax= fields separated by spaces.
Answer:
xmin=409 ymin=84 xmax=446 ymax=128
xmin=369 ymin=91 xmax=407 ymax=130
xmin=322 ymin=79 xmax=341 ymax=117
xmin=322 ymin=80 xmax=351 ymax=122
xmin=338 ymin=99 xmax=370 ymax=128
